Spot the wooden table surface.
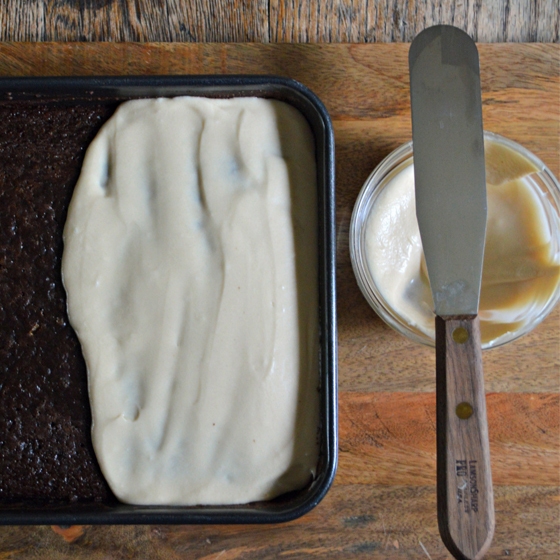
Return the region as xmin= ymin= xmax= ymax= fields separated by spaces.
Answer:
xmin=0 ymin=0 xmax=559 ymax=43
xmin=0 ymin=41 xmax=558 ymax=560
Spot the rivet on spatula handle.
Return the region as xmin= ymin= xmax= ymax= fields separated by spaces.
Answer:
xmin=436 ymin=315 xmax=495 ymax=560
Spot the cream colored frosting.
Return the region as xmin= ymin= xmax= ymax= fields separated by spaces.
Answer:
xmin=62 ymin=97 xmax=319 ymax=505
xmin=365 ymin=138 xmax=560 ymax=347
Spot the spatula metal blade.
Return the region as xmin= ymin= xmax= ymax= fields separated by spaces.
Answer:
xmin=409 ymin=25 xmax=487 ymax=317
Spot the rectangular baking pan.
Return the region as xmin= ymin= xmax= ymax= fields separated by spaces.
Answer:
xmin=0 ymin=76 xmax=337 ymax=525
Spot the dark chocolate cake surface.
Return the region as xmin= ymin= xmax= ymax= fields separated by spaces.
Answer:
xmin=0 ymin=101 xmax=116 ymax=504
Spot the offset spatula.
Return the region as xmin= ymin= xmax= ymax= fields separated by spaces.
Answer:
xmin=409 ymin=26 xmax=495 ymax=560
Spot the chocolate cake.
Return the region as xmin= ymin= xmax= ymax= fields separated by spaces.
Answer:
xmin=0 ymin=101 xmax=117 ymax=504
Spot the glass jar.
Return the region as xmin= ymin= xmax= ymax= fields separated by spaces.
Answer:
xmin=350 ymin=131 xmax=560 ymax=349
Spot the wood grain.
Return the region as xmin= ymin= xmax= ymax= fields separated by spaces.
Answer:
xmin=0 ymin=487 xmax=558 ymax=559
xmin=1 ymin=1 xmax=559 ymax=42
xmin=337 ymin=392 xmax=559 ymax=487
xmin=270 ymin=0 xmax=560 ymax=43
xmin=0 ymin=43 xmax=558 ymax=559
xmin=0 ymin=0 xmax=270 ymax=42
xmin=435 ymin=317 xmax=494 ymax=560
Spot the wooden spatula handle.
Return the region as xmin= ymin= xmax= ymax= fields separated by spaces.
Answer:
xmin=435 ymin=315 xmax=495 ymax=560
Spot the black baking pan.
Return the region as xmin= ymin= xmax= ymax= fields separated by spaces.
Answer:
xmin=0 ymin=76 xmax=337 ymax=524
